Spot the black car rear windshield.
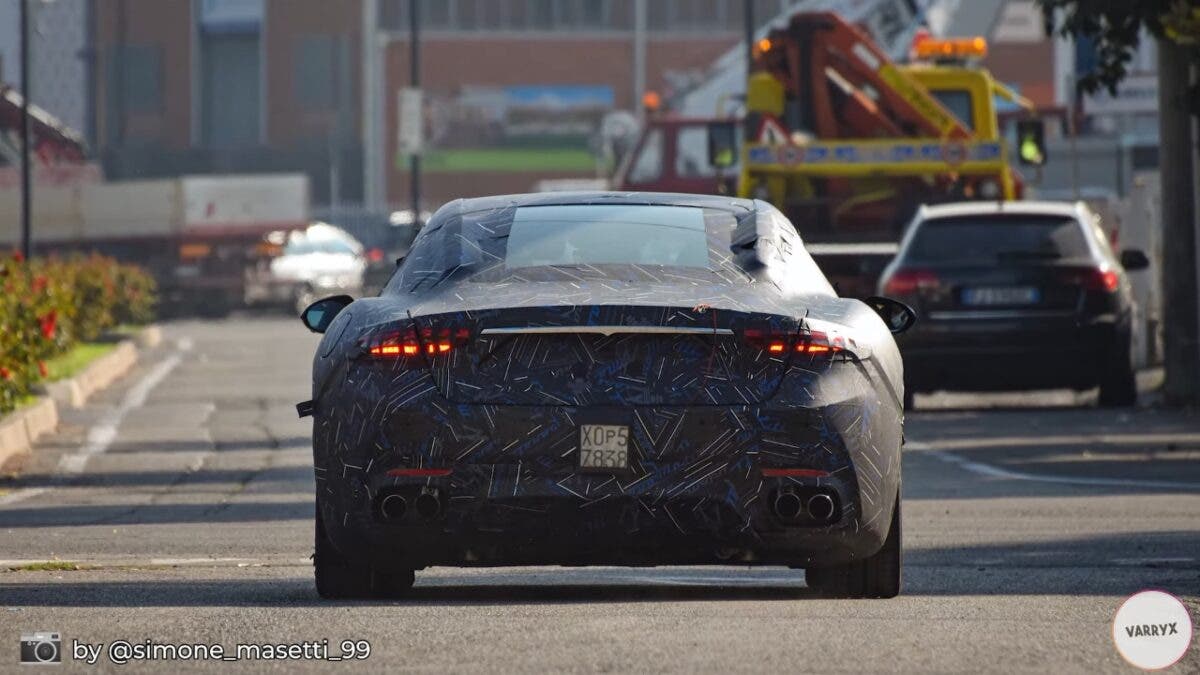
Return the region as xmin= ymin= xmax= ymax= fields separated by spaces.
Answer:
xmin=392 ymin=203 xmax=749 ymax=291
xmin=905 ymin=215 xmax=1091 ymax=265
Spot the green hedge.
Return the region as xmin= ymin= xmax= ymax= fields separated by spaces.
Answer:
xmin=0 ymin=251 xmax=156 ymax=414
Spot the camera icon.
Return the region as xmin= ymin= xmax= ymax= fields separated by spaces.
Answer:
xmin=20 ymin=632 xmax=61 ymax=665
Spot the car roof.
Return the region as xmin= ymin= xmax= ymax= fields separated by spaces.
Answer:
xmin=447 ymin=191 xmax=757 ymax=216
xmin=917 ymin=200 xmax=1087 ymax=220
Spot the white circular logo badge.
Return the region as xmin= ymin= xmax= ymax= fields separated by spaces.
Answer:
xmin=1112 ymin=590 xmax=1193 ymax=670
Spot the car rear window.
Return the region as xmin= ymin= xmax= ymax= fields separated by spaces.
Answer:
xmin=505 ymin=205 xmax=710 ymax=269
xmin=393 ymin=202 xmax=751 ymax=291
xmin=905 ymin=215 xmax=1091 ymax=264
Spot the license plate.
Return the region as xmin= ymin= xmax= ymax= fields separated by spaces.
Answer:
xmin=579 ymin=424 xmax=629 ymax=471
xmin=962 ymin=286 xmax=1040 ymax=306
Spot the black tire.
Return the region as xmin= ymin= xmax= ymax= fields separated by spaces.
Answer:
xmin=1098 ymin=327 xmax=1136 ymax=407
xmin=806 ymin=494 xmax=902 ymax=599
xmin=314 ymin=504 xmax=373 ymax=599
xmin=314 ymin=503 xmax=415 ymax=599
xmin=371 ymin=568 xmax=416 ymax=599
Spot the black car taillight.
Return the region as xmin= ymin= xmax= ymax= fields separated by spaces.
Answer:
xmin=1058 ymin=266 xmax=1119 ymax=294
xmin=881 ymin=268 xmax=940 ymax=296
xmin=739 ymin=325 xmax=853 ymax=358
xmin=1081 ymin=267 xmax=1119 ymax=293
xmin=739 ymin=327 xmax=793 ymax=355
xmin=361 ymin=325 xmax=471 ymax=358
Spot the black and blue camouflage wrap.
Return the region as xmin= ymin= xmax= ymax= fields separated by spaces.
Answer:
xmin=307 ymin=192 xmax=905 ymax=570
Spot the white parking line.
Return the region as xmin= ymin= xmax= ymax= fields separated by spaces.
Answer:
xmin=0 ymin=337 xmax=193 ymax=507
xmin=913 ymin=443 xmax=1200 ymax=491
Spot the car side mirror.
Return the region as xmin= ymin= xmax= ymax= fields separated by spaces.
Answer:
xmin=865 ymin=296 xmax=916 ymax=334
xmin=300 ymin=295 xmax=354 ymax=333
xmin=1119 ymin=249 xmax=1150 ymax=271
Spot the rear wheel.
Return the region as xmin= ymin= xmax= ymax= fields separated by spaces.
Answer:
xmin=1098 ymin=327 xmax=1136 ymax=407
xmin=314 ymin=504 xmax=372 ymax=599
xmin=806 ymin=494 xmax=902 ymax=599
xmin=314 ymin=503 xmax=415 ymax=599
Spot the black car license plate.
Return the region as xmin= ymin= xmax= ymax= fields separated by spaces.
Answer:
xmin=962 ymin=286 xmax=1040 ymax=306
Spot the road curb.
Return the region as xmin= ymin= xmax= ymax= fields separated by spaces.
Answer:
xmin=0 ymin=324 xmax=159 ymax=468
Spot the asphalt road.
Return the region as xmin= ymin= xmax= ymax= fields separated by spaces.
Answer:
xmin=2 ymin=316 xmax=1197 ymax=673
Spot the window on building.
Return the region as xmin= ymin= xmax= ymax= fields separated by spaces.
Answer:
xmin=201 ymin=33 xmax=261 ymax=148
xmin=379 ymin=0 xmax=747 ymax=32
xmin=295 ymin=35 xmax=338 ymax=110
xmin=528 ymin=0 xmax=555 ymax=29
xmin=581 ymin=0 xmax=610 ymax=27
xmin=673 ymin=0 xmax=724 ymax=31
xmin=115 ymin=44 xmax=163 ymax=113
xmin=422 ymin=0 xmax=452 ymax=29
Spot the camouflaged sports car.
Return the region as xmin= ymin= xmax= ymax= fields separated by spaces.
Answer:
xmin=299 ymin=192 xmax=914 ymax=599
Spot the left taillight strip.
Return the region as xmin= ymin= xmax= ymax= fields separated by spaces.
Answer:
xmin=361 ymin=323 xmax=470 ymax=358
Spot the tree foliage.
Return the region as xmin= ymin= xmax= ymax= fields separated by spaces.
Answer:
xmin=1038 ymin=0 xmax=1200 ymax=97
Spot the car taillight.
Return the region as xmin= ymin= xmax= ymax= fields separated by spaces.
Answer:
xmin=881 ymin=268 xmax=940 ymax=296
xmin=740 ymin=320 xmax=862 ymax=359
xmin=740 ymin=328 xmax=793 ymax=355
xmin=1063 ymin=267 xmax=1119 ymax=293
xmin=795 ymin=330 xmax=845 ymax=355
xmin=1088 ymin=268 xmax=1120 ymax=293
xmin=362 ymin=325 xmax=471 ymax=358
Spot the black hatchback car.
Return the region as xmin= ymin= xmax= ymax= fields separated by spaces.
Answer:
xmin=878 ymin=201 xmax=1149 ymax=408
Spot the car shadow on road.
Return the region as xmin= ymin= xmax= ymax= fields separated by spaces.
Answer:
xmin=0 ymin=500 xmax=311 ymax=528
xmin=0 ymin=577 xmax=826 ymax=607
xmin=0 ymin=465 xmax=315 ymax=491
xmin=5 ymin=528 xmax=1198 ymax=608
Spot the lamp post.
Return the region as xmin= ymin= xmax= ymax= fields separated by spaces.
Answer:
xmin=19 ymin=0 xmax=32 ymax=260
xmin=408 ymin=0 xmax=420 ymax=224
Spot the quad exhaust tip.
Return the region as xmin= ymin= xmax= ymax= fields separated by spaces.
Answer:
xmin=807 ymin=493 xmax=836 ymax=522
xmin=773 ymin=492 xmax=804 ymax=520
xmin=380 ymin=494 xmax=407 ymax=520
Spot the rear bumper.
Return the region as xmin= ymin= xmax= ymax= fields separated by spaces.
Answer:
xmin=313 ymin=367 xmax=903 ymax=570
xmin=328 ymin=480 xmax=884 ymax=570
xmin=900 ymin=316 xmax=1120 ymax=391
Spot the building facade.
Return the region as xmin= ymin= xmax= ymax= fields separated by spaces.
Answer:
xmin=86 ymin=0 xmax=777 ymax=208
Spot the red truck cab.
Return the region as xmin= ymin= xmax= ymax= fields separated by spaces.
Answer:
xmin=612 ymin=117 xmax=737 ymax=196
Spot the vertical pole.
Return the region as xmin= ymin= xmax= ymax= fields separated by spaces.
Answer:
xmin=115 ymin=0 xmax=127 ymax=145
xmin=1068 ymin=74 xmax=1080 ymax=200
xmin=408 ymin=0 xmax=420 ymax=223
xmin=744 ymin=0 xmax=755 ymax=83
xmin=19 ymin=0 xmax=32 ymax=260
xmin=1157 ymin=38 xmax=1200 ymax=405
xmin=361 ymin=0 xmax=380 ymax=210
xmin=633 ymin=0 xmax=645 ymax=116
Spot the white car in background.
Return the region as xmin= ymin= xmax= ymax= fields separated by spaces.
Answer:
xmin=260 ymin=223 xmax=367 ymax=314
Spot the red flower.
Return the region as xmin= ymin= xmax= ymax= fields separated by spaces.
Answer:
xmin=32 ymin=275 xmax=47 ymax=294
xmin=39 ymin=310 xmax=57 ymax=340
xmin=38 ymin=361 xmax=48 ymax=378
xmin=11 ymin=250 xmax=24 ymax=263
xmin=0 ymin=366 xmax=10 ymax=380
